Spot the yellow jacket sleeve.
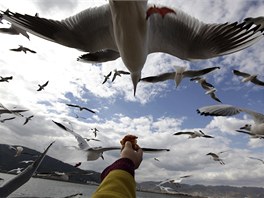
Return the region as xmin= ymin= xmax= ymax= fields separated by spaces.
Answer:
xmin=91 ymin=169 xmax=136 ymax=198
xmin=91 ymin=158 xmax=136 ymax=198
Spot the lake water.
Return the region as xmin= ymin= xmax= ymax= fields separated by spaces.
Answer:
xmin=0 ymin=173 xmax=196 ymax=198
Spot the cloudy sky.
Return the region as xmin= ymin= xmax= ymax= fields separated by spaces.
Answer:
xmin=0 ymin=0 xmax=263 ymax=188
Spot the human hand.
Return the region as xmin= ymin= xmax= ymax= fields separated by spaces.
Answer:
xmin=121 ymin=141 xmax=143 ymax=169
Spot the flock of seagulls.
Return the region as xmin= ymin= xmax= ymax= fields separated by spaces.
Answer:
xmin=0 ymin=0 xmax=263 ymax=196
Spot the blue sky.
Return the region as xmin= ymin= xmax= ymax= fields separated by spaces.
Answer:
xmin=0 ymin=0 xmax=263 ymax=188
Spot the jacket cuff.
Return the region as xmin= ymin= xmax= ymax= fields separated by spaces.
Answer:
xmin=101 ymin=158 xmax=135 ymax=181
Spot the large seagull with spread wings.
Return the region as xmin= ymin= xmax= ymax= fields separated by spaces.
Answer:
xmin=2 ymin=1 xmax=264 ymax=95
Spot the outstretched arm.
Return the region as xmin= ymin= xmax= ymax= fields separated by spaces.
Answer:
xmin=92 ymin=141 xmax=143 ymax=198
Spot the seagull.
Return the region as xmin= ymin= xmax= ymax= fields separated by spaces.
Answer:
xmin=102 ymin=71 xmax=112 ymax=84
xmin=158 ymin=186 xmax=175 ymax=194
xmin=0 ymin=141 xmax=54 ymax=197
xmin=74 ymin=162 xmax=82 ymax=168
xmin=248 ymin=157 xmax=264 ymax=164
xmin=53 ymin=120 xmax=170 ymax=161
xmin=52 ymin=120 xmax=120 ymax=161
xmin=140 ymin=66 xmax=220 ymax=87
xmin=233 ymin=69 xmax=264 ymax=86
xmin=190 ymin=76 xmax=222 ymax=103
xmin=206 ymin=152 xmax=225 ymax=165
xmin=154 ymin=157 xmax=160 ymax=162
xmin=91 ymin=127 xmax=99 ymax=137
xmin=84 ymin=138 xmax=101 ymax=142
xmin=173 ymin=130 xmax=214 ymax=138
xmin=0 ymin=116 xmax=15 ymax=123
xmin=112 ymin=69 xmax=130 ymax=82
xmin=0 ymin=76 xmax=13 ymax=82
xmin=197 ymin=104 xmax=264 ymax=135
xmin=8 ymin=146 xmax=24 ymax=157
xmin=66 ymin=103 xmax=96 ymax=114
xmin=23 ymin=115 xmax=34 ymax=125
xmin=7 ymin=168 xmax=24 ymax=174
xmin=2 ymin=3 xmax=264 ymax=95
xmin=10 ymin=45 xmax=36 ymax=53
xmin=157 ymin=175 xmax=192 ymax=186
xmin=19 ymin=160 xmax=34 ymax=164
xmin=37 ymin=80 xmax=49 ymax=91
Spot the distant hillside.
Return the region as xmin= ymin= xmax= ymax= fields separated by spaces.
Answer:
xmin=138 ymin=181 xmax=264 ymax=198
xmin=0 ymin=144 xmax=101 ymax=184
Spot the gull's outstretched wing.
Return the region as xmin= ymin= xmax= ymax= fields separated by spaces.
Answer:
xmin=197 ymin=104 xmax=264 ymax=124
xmin=141 ymin=148 xmax=170 ymax=153
xmin=1 ymin=6 xmax=116 ymax=52
xmin=233 ymin=70 xmax=251 ymax=78
xmin=183 ymin=67 xmax=220 ymax=77
xmin=140 ymin=72 xmax=175 ymax=83
xmin=52 ymin=120 xmax=89 ymax=150
xmin=251 ymin=77 xmax=264 ymax=86
xmin=148 ymin=8 xmax=264 ymax=60
xmin=173 ymin=132 xmax=193 ymax=136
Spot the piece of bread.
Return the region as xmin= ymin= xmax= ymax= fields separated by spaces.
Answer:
xmin=120 ymin=135 xmax=140 ymax=151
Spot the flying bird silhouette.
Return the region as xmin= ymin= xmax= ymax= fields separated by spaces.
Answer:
xmin=10 ymin=45 xmax=36 ymax=53
xmin=91 ymin=127 xmax=99 ymax=137
xmin=173 ymin=130 xmax=214 ymax=138
xmin=23 ymin=115 xmax=34 ymax=125
xmin=2 ymin=3 xmax=264 ymax=95
xmin=37 ymin=81 xmax=49 ymax=91
xmin=112 ymin=69 xmax=130 ymax=82
xmin=66 ymin=103 xmax=96 ymax=114
xmin=0 ymin=76 xmax=13 ymax=82
xmin=102 ymin=71 xmax=112 ymax=84
xmin=233 ymin=69 xmax=264 ymax=86
xmin=206 ymin=152 xmax=226 ymax=165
